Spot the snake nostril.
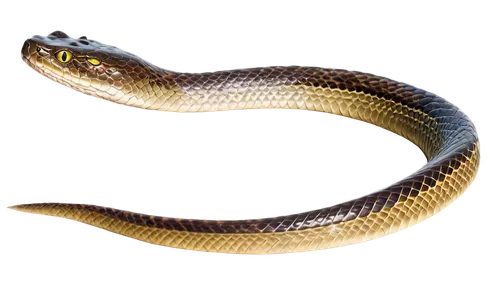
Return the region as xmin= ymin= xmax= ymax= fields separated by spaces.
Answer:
xmin=25 ymin=41 xmax=30 ymax=49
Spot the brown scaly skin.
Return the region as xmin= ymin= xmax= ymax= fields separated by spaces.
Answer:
xmin=12 ymin=31 xmax=479 ymax=254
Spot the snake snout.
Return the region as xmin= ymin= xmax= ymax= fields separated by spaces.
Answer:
xmin=21 ymin=38 xmax=42 ymax=61
xmin=21 ymin=39 xmax=31 ymax=59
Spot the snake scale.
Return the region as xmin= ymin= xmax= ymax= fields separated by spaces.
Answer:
xmin=13 ymin=31 xmax=479 ymax=254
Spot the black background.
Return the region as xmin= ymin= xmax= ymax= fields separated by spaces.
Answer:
xmin=1 ymin=18 xmax=489 ymax=272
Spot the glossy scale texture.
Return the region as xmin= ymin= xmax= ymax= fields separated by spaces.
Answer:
xmin=13 ymin=31 xmax=479 ymax=254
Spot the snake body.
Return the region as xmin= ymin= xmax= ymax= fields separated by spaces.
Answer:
xmin=14 ymin=31 xmax=479 ymax=254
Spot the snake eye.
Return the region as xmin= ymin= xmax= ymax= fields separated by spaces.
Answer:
xmin=55 ymin=50 xmax=73 ymax=63
xmin=87 ymin=58 xmax=101 ymax=66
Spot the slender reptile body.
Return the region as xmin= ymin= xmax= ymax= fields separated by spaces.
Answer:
xmin=13 ymin=31 xmax=479 ymax=254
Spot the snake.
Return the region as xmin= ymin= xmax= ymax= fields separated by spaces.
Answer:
xmin=14 ymin=31 xmax=479 ymax=254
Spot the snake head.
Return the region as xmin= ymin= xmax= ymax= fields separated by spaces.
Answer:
xmin=21 ymin=31 xmax=164 ymax=104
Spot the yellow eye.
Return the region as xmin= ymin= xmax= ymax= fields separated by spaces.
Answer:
xmin=87 ymin=58 xmax=101 ymax=66
xmin=55 ymin=50 xmax=72 ymax=63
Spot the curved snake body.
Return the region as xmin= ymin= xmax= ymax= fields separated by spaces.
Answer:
xmin=14 ymin=31 xmax=480 ymax=254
